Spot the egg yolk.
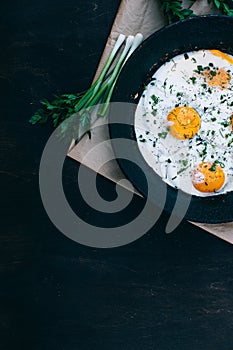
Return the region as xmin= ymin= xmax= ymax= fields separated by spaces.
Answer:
xmin=209 ymin=50 xmax=233 ymax=65
xmin=167 ymin=106 xmax=201 ymax=140
xmin=192 ymin=162 xmax=225 ymax=193
xmin=203 ymin=67 xmax=231 ymax=90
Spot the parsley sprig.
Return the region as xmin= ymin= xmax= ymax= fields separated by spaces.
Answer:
xmin=29 ymin=92 xmax=85 ymax=128
xmin=160 ymin=0 xmax=233 ymax=24
xmin=160 ymin=0 xmax=195 ymax=24
xmin=210 ymin=0 xmax=233 ymax=16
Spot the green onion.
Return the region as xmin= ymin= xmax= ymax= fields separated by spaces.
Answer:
xmin=97 ymin=33 xmax=144 ymax=117
xmin=29 ymin=33 xmax=144 ymax=136
xmin=74 ymin=33 xmax=126 ymax=113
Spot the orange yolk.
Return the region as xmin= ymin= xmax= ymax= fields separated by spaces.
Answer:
xmin=192 ymin=162 xmax=225 ymax=193
xmin=167 ymin=106 xmax=201 ymax=140
xmin=203 ymin=67 xmax=231 ymax=90
xmin=209 ymin=50 xmax=233 ymax=65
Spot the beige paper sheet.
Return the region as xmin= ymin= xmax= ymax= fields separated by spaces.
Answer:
xmin=68 ymin=0 xmax=233 ymax=244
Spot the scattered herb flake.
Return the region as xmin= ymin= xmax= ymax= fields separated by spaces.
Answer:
xmin=190 ymin=76 xmax=196 ymax=84
xmin=158 ymin=131 xmax=168 ymax=139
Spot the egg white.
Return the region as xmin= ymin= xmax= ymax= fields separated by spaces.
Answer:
xmin=135 ymin=50 xmax=233 ymax=196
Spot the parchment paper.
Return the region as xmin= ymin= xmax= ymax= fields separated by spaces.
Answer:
xmin=68 ymin=0 xmax=233 ymax=244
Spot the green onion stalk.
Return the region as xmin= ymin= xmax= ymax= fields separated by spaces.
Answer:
xmin=29 ymin=33 xmax=144 ymax=139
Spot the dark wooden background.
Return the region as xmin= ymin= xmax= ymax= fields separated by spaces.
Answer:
xmin=1 ymin=1 xmax=233 ymax=349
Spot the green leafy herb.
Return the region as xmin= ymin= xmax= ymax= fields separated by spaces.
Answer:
xmin=160 ymin=0 xmax=195 ymax=24
xmin=208 ymin=0 xmax=233 ymax=16
xmin=29 ymin=92 xmax=85 ymax=128
xmin=160 ymin=0 xmax=233 ymax=24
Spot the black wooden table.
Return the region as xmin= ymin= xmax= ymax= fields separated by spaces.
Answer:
xmin=1 ymin=1 xmax=233 ymax=349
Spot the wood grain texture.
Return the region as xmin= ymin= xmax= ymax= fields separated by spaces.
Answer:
xmin=1 ymin=1 xmax=233 ymax=350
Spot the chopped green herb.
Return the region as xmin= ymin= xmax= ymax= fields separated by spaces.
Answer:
xmin=177 ymin=166 xmax=189 ymax=175
xmin=176 ymin=92 xmax=183 ymax=98
xmin=209 ymin=159 xmax=225 ymax=171
xmin=190 ymin=76 xmax=196 ymax=84
xmin=153 ymin=140 xmax=157 ymax=147
xmin=221 ymin=120 xmax=231 ymax=127
xmin=181 ymin=159 xmax=188 ymax=166
xmin=158 ymin=131 xmax=168 ymax=139
xmin=151 ymin=95 xmax=159 ymax=105
xmin=152 ymin=109 xmax=157 ymax=116
xmin=209 ymin=163 xmax=216 ymax=171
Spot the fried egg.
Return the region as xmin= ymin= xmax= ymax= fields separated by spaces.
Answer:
xmin=192 ymin=162 xmax=225 ymax=193
xmin=167 ymin=106 xmax=201 ymax=140
xmin=135 ymin=49 xmax=233 ymax=196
